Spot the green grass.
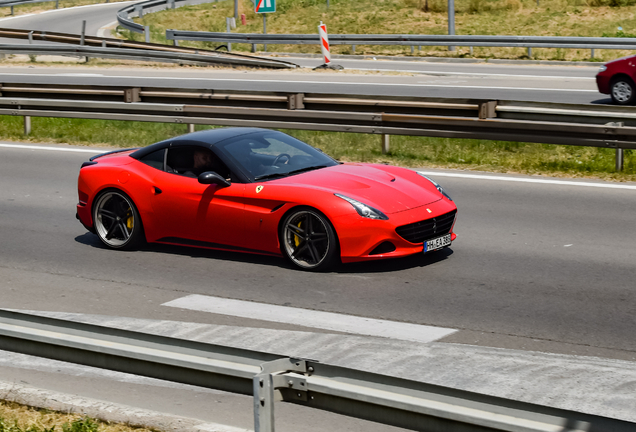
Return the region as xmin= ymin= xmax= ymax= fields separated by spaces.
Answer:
xmin=119 ymin=0 xmax=636 ymax=61
xmin=2 ymin=116 xmax=634 ymax=181
xmin=0 ymin=402 xmax=154 ymax=432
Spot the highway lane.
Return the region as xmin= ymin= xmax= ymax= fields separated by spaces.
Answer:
xmin=0 ymin=66 xmax=606 ymax=104
xmin=1 ymin=142 xmax=636 ymax=429
xmin=1 ymin=142 xmax=635 ymax=360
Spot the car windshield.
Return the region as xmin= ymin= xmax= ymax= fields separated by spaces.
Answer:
xmin=216 ymin=131 xmax=338 ymax=181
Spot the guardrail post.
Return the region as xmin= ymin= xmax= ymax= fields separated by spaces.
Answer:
xmin=351 ymin=44 xmax=355 ymax=54
xmin=28 ymin=31 xmax=33 ymax=44
xmin=287 ymin=93 xmax=304 ymax=110
xmin=527 ymin=47 xmax=532 ymax=58
xmin=616 ymin=148 xmax=624 ymax=171
xmin=187 ymin=124 xmax=195 ymax=133
xmin=478 ymin=101 xmax=497 ymax=119
xmin=10 ymin=5 xmax=13 ymax=15
xmin=80 ymin=20 xmax=86 ymax=46
xmin=124 ymin=88 xmax=141 ymax=103
xmin=253 ymin=358 xmax=308 ymax=432
xmin=174 ymin=39 xmax=179 ymax=46
xmin=145 ymin=26 xmax=150 ymax=43
xmin=23 ymin=116 xmax=31 ymax=135
xmin=469 ymin=46 xmax=473 ymax=56
xmin=136 ymin=5 xmax=144 ymax=18
xmin=55 ymin=0 xmax=59 ymax=8
xmin=381 ymin=134 xmax=390 ymax=154
xmin=591 ymin=48 xmax=595 ymax=59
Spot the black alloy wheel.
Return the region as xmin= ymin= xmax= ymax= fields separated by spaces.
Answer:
xmin=611 ymin=77 xmax=636 ymax=105
xmin=93 ymin=189 xmax=144 ymax=250
xmin=280 ymin=208 xmax=339 ymax=271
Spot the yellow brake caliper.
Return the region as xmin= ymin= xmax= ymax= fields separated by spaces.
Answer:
xmin=126 ymin=210 xmax=134 ymax=230
xmin=294 ymin=221 xmax=302 ymax=247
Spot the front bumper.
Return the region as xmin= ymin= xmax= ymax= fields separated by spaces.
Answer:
xmin=334 ymin=198 xmax=457 ymax=263
xmin=596 ymin=73 xmax=611 ymax=95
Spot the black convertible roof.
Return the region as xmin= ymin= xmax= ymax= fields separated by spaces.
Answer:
xmin=130 ymin=127 xmax=269 ymax=160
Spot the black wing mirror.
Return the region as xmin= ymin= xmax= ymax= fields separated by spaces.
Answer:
xmin=198 ymin=171 xmax=231 ymax=187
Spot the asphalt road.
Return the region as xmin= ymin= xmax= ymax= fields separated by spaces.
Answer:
xmin=1 ymin=143 xmax=635 ymax=358
xmin=1 ymin=142 xmax=636 ymax=429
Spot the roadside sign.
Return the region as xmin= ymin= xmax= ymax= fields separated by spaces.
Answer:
xmin=255 ymin=0 xmax=275 ymax=13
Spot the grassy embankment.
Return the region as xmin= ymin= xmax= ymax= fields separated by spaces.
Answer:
xmin=0 ymin=402 xmax=153 ymax=432
xmin=0 ymin=116 xmax=633 ymax=180
xmin=119 ymin=0 xmax=636 ymax=61
xmin=0 ymin=0 xmax=128 ymax=18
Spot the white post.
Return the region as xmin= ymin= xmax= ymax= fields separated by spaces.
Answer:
xmin=448 ymin=0 xmax=455 ymax=51
xmin=226 ymin=18 xmax=232 ymax=52
xmin=263 ymin=14 xmax=267 ymax=52
xmin=24 ymin=116 xmax=31 ymax=135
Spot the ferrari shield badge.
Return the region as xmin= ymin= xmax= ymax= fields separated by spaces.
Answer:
xmin=256 ymin=186 xmax=264 ymax=194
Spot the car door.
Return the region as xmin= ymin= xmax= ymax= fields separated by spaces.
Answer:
xmin=148 ymin=146 xmax=247 ymax=249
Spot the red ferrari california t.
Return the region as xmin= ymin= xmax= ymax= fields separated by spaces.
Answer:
xmin=77 ymin=128 xmax=457 ymax=271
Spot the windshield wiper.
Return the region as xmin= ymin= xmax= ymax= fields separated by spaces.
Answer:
xmin=285 ymin=165 xmax=330 ymax=176
xmin=254 ymin=172 xmax=290 ymax=181
xmin=254 ymin=165 xmax=329 ymax=181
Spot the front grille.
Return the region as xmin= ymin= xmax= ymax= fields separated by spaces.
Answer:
xmin=395 ymin=210 xmax=456 ymax=244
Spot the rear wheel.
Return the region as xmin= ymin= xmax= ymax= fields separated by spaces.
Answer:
xmin=92 ymin=189 xmax=144 ymax=250
xmin=280 ymin=208 xmax=339 ymax=271
xmin=611 ymin=77 xmax=636 ymax=105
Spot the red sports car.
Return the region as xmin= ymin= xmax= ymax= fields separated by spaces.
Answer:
xmin=77 ymin=128 xmax=457 ymax=271
xmin=596 ymin=55 xmax=636 ymax=105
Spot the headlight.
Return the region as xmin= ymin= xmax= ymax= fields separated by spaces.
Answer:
xmin=598 ymin=65 xmax=607 ymax=72
xmin=335 ymin=194 xmax=388 ymax=220
xmin=416 ymin=172 xmax=453 ymax=201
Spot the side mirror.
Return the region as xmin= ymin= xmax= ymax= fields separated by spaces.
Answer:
xmin=198 ymin=171 xmax=231 ymax=187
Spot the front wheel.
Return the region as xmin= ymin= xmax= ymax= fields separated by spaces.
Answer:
xmin=280 ymin=208 xmax=339 ymax=271
xmin=611 ymin=78 xmax=636 ymax=105
xmin=92 ymin=189 xmax=144 ymax=250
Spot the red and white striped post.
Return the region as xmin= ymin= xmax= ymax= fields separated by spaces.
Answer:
xmin=318 ymin=21 xmax=331 ymax=64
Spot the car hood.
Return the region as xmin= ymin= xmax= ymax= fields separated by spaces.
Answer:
xmin=273 ymin=163 xmax=442 ymax=214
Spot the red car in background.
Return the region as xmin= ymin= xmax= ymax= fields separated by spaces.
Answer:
xmin=596 ymin=55 xmax=636 ymax=105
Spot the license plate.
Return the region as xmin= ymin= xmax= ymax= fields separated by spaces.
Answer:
xmin=424 ymin=234 xmax=451 ymax=253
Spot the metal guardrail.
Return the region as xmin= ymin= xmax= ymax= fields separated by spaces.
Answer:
xmin=165 ymin=32 xmax=636 ymax=59
xmin=0 ymin=83 xmax=633 ymax=169
xmin=0 ymin=28 xmax=297 ymax=68
xmin=117 ymin=0 xmax=218 ymax=34
xmin=166 ymin=31 xmax=636 ymax=51
xmin=0 ymin=309 xmax=633 ymax=432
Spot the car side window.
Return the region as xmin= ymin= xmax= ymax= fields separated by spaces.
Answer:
xmin=138 ymin=149 xmax=166 ymax=171
xmin=166 ymin=146 xmax=231 ymax=180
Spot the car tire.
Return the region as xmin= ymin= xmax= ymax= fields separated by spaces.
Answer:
xmin=92 ymin=189 xmax=144 ymax=250
xmin=610 ymin=77 xmax=636 ymax=105
xmin=280 ymin=207 xmax=339 ymax=271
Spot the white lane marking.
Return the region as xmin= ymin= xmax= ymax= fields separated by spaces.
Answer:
xmin=418 ymin=171 xmax=636 ymax=190
xmin=163 ymin=294 xmax=457 ymax=344
xmin=96 ymin=20 xmax=119 ymax=38
xmin=0 ymin=73 xmax=597 ymax=92
xmin=353 ymin=67 xmax=595 ymax=80
xmin=0 ymin=143 xmax=100 ymax=153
